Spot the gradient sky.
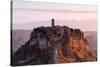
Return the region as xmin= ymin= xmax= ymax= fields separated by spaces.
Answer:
xmin=13 ymin=1 xmax=97 ymax=31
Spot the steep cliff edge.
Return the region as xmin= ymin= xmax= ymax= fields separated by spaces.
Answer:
xmin=11 ymin=26 xmax=97 ymax=66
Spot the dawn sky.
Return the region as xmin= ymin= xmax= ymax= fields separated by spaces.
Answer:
xmin=13 ymin=1 xmax=97 ymax=31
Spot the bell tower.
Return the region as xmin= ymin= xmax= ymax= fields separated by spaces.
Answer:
xmin=51 ymin=18 xmax=55 ymax=27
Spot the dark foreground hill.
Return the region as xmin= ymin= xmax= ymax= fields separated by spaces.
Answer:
xmin=11 ymin=26 xmax=97 ymax=66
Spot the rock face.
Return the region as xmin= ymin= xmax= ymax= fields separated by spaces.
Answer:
xmin=11 ymin=26 xmax=97 ymax=66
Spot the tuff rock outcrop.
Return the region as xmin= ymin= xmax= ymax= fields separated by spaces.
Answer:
xmin=11 ymin=26 xmax=97 ymax=66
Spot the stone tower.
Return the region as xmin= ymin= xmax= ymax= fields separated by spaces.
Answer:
xmin=51 ymin=18 xmax=55 ymax=27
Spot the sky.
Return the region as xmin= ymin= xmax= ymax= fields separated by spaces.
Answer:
xmin=12 ymin=0 xmax=97 ymax=31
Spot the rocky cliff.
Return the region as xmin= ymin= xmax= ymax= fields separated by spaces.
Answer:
xmin=11 ymin=26 xmax=97 ymax=66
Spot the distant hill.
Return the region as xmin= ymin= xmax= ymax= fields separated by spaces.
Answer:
xmin=12 ymin=30 xmax=32 ymax=53
xmin=13 ymin=19 xmax=96 ymax=31
xmin=84 ymin=31 xmax=97 ymax=55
